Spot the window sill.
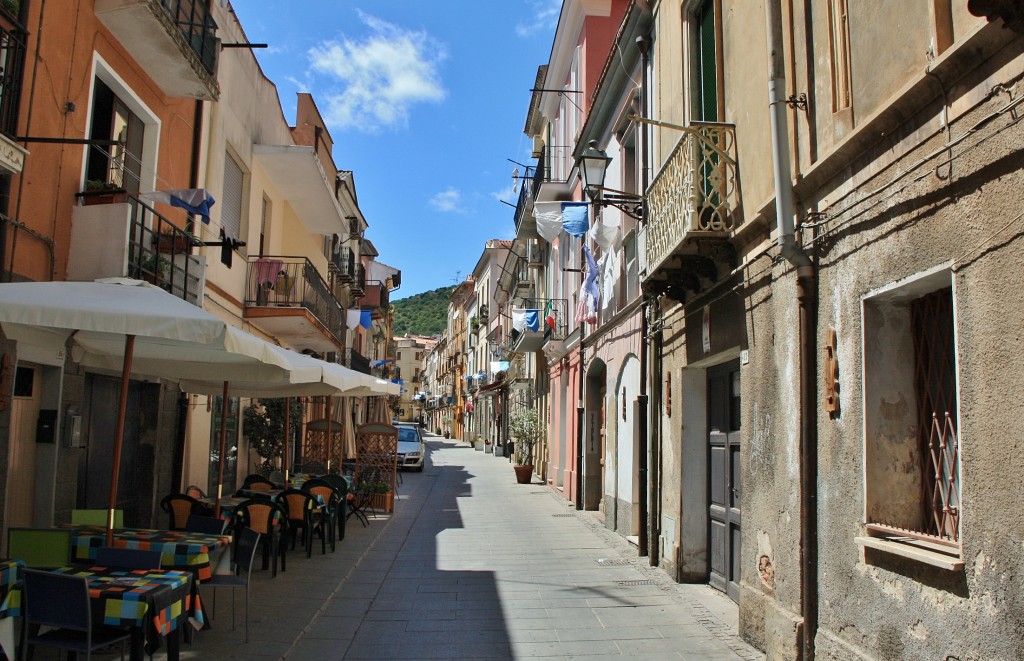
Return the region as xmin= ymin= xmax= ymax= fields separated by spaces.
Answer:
xmin=856 ymin=536 xmax=964 ymax=571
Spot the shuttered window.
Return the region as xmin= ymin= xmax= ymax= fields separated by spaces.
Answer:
xmin=694 ymin=0 xmax=718 ymax=123
xmin=221 ymin=152 xmax=244 ymax=240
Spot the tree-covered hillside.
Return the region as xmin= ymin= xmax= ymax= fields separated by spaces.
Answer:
xmin=392 ymin=285 xmax=455 ymax=337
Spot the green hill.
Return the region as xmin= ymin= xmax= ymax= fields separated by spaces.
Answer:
xmin=392 ymin=285 xmax=455 ymax=337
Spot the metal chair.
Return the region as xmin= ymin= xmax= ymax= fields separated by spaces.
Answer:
xmin=318 ymin=473 xmax=350 ymax=541
xmin=22 ymin=569 xmax=132 ymax=660
xmin=202 ymin=527 xmax=261 ymax=642
xmin=95 ymin=547 xmax=163 ymax=570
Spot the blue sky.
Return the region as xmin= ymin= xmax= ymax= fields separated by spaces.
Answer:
xmin=230 ymin=1 xmax=561 ymax=298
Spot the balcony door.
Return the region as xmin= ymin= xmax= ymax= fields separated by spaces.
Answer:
xmin=87 ymin=78 xmax=144 ymax=193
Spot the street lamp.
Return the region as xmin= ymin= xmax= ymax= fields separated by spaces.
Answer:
xmin=578 ymin=140 xmax=644 ymax=220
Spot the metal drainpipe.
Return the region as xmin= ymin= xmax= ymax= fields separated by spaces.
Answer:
xmin=765 ymin=1 xmax=817 ymax=659
xmin=635 ymin=34 xmax=651 ymax=558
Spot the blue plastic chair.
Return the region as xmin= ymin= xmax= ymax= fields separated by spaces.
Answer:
xmin=23 ymin=569 xmax=132 ymax=660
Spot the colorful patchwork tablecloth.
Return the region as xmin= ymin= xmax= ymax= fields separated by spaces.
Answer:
xmin=65 ymin=525 xmax=231 ymax=582
xmin=7 ymin=566 xmax=204 ymax=657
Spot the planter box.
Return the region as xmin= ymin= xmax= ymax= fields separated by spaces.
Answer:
xmin=494 ymin=444 xmax=504 ymax=457
xmin=77 ymin=189 xmax=129 ymax=205
xmin=484 ymin=443 xmax=493 ymax=454
xmin=473 ymin=441 xmax=483 ymax=451
xmin=369 ymin=492 xmax=394 ymax=514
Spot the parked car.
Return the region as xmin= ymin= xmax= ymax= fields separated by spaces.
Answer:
xmin=395 ymin=423 xmax=426 ymax=472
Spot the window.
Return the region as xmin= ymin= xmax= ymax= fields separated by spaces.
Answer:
xmin=828 ymin=0 xmax=852 ymax=112
xmin=693 ymin=0 xmax=719 ymax=123
xmin=860 ymin=268 xmax=962 ymax=569
xmin=221 ymin=151 xmax=244 ymax=241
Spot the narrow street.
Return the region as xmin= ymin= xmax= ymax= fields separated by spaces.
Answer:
xmin=184 ymin=432 xmax=764 ymax=660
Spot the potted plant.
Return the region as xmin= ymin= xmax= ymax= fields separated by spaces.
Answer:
xmin=509 ymin=408 xmax=539 ymax=484
xmin=153 ymin=226 xmax=193 ymax=254
xmin=78 ymin=179 xmax=128 ymax=205
xmin=139 ymin=251 xmax=171 ymax=286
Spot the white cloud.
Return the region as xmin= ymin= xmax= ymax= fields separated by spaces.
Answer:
xmin=308 ymin=12 xmax=446 ymax=131
xmin=516 ymin=0 xmax=561 ymax=38
xmin=430 ymin=188 xmax=465 ymax=213
xmin=493 ymin=183 xmax=517 ymax=205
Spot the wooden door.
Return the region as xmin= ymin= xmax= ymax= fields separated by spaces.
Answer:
xmin=6 ymin=366 xmax=40 ymax=527
xmin=708 ymin=361 xmax=741 ymax=602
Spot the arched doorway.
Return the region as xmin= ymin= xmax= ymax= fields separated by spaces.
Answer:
xmin=583 ymin=359 xmax=606 ymax=511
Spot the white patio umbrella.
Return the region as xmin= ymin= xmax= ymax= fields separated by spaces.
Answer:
xmin=0 ymin=279 xmax=315 ymax=542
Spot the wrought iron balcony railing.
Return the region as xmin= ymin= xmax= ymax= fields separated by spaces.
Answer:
xmin=344 ymin=348 xmax=371 ymax=374
xmin=124 ymin=196 xmax=203 ymax=304
xmin=160 ymin=0 xmax=218 ymax=74
xmin=245 ymin=255 xmax=344 ymax=342
xmin=643 ymin=122 xmax=740 ymax=278
xmin=0 ymin=9 xmax=26 ymax=139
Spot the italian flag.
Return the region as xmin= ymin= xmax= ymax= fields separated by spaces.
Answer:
xmin=544 ymin=300 xmax=556 ymax=331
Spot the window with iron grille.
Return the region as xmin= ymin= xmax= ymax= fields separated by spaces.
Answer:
xmin=860 ymin=268 xmax=962 ymax=569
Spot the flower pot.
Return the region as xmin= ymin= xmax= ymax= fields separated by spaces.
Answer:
xmin=494 ymin=444 xmax=504 ymax=457
xmin=153 ymin=233 xmax=191 ymax=254
xmin=78 ymin=189 xmax=128 ymax=205
xmin=513 ymin=464 xmax=534 ymax=484
xmin=484 ymin=443 xmax=493 ymax=454
xmin=473 ymin=440 xmax=483 ymax=451
xmin=369 ymin=492 xmax=394 ymax=513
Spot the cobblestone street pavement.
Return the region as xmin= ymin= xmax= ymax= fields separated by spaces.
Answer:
xmin=181 ymin=433 xmax=765 ymax=660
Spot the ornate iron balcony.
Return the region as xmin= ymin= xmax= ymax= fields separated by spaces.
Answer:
xmin=642 ymin=122 xmax=740 ymax=279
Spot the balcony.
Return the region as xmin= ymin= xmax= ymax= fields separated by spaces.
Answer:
xmin=344 ymin=348 xmax=371 ymax=375
xmin=360 ymin=281 xmax=390 ymax=318
xmin=94 ymin=0 xmax=219 ymax=100
xmin=68 ymin=194 xmax=205 ymax=304
xmin=349 ymin=265 xmax=366 ymax=297
xmin=640 ymin=122 xmax=740 ymax=296
xmin=510 ymin=298 xmax=567 ymax=354
xmin=513 ymin=164 xmax=539 ymax=236
xmin=243 ymin=256 xmax=343 ymax=353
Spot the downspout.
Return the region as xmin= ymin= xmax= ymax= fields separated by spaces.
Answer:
xmin=636 ymin=35 xmax=651 ymax=558
xmin=765 ymin=2 xmax=817 ymax=660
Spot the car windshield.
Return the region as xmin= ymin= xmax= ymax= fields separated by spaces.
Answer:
xmin=397 ymin=428 xmax=419 ymax=443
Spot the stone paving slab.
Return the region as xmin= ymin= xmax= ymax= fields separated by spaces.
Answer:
xmin=116 ymin=432 xmax=766 ymax=660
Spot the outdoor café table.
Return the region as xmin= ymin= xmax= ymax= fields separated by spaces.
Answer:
xmin=64 ymin=525 xmax=231 ymax=583
xmin=6 ymin=566 xmax=203 ymax=661
xmin=0 ymin=559 xmax=23 ymax=660
xmin=234 ymin=487 xmax=284 ymax=500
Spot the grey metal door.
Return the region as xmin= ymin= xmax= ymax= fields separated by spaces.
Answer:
xmin=708 ymin=362 xmax=741 ymax=602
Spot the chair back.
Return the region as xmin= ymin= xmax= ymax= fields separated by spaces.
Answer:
xmin=160 ymin=493 xmax=212 ymax=530
xmin=320 ymin=473 xmax=350 ymax=495
xmin=185 ymin=485 xmax=207 ymax=499
xmin=280 ymin=489 xmax=315 ymax=523
xmin=71 ymin=509 xmax=124 ymax=528
xmin=95 ymin=547 xmax=163 ymax=570
xmin=185 ymin=514 xmax=227 ymax=535
xmin=302 ymin=478 xmax=341 ymax=510
xmin=242 ymin=474 xmax=276 ymax=491
xmin=7 ymin=528 xmax=72 ymax=568
xmin=234 ymin=527 xmax=261 ymax=578
xmin=23 ymin=569 xmax=91 ymax=632
xmin=232 ymin=499 xmax=282 ymax=535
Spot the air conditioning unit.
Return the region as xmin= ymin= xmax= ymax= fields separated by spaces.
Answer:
xmin=527 ymin=241 xmax=544 ymax=266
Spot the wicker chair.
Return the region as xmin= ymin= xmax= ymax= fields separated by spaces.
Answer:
xmin=160 ymin=493 xmax=213 ymax=531
xmin=230 ymin=499 xmax=287 ymax=577
xmin=280 ymin=489 xmax=327 ymax=558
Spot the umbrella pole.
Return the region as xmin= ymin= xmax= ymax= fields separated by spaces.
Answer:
xmin=284 ymin=396 xmax=291 ymax=485
xmin=214 ymin=381 xmax=229 ymax=519
xmin=106 ymin=335 xmax=135 ymax=546
xmin=326 ymin=395 xmax=333 ymax=472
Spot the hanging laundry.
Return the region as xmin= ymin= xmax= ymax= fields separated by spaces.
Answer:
xmin=589 ymin=214 xmax=623 ymax=252
xmin=523 ymin=310 xmax=540 ymax=332
xmin=533 ymin=201 xmax=563 ymax=242
xmin=346 ymin=310 xmax=362 ymax=329
xmin=561 ymin=202 xmax=589 ymax=237
xmin=511 ymin=308 xmax=527 ymax=332
xmin=574 ymin=244 xmax=600 ymax=324
xmin=359 ymin=310 xmax=373 ymax=329
xmin=139 ymin=189 xmax=216 ymax=223
xmin=600 ymin=248 xmax=621 ymax=311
